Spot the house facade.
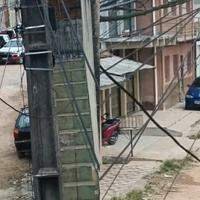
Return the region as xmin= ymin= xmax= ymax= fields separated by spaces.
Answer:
xmin=100 ymin=0 xmax=197 ymax=117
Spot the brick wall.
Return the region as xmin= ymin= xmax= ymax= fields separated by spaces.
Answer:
xmin=48 ymin=0 xmax=81 ymax=20
xmin=136 ymin=0 xmax=153 ymax=36
xmin=155 ymin=0 xmax=194 ymax=39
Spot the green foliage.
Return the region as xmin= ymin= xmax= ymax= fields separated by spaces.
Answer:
xmin=111 ymin=190 xmax=143 ymax=200
xmin=188 ymin=133 xmax=200 ymax=140
xmin=159 ymin=160 xmax=182 ymax=174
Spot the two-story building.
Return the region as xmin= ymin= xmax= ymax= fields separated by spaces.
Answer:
xmin=100 ymin=0 xmax=196 ymax=117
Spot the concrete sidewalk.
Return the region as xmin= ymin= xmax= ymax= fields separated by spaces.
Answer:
xmin=103 ymin=102 xmax=200 ymax=161
xmin=100 ymin=103 xmax=200 ymax=199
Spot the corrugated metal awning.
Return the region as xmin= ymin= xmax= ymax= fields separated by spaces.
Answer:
xmin=100 ymin=56 xmax=154 ymax=89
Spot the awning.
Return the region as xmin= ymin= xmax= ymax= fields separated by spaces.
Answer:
xmin=100 ymin=74 xmax=125 ymax=89
xmin=100 ymin=56 xmax=154 ymax=89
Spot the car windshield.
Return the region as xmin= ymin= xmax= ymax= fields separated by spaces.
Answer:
xmin=192 ymin=78 xmax=200 ymax=87
xmin=4 ymin=40 xmax=22 ymax=48
xmin=18 ymin=114 xmax=30 ymax=129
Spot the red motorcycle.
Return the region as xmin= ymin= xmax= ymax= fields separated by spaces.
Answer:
xmin=102 ymin=113 xmax=120 ymax=145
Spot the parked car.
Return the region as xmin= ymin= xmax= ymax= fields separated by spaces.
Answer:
xmin=13 ymin=107 xmax=31 ymax=158
xmin=0 ymin=38 xmax=24 ymax=64
xmin=0 ymin=34 xmax=10 ymax=48
xmin=185 ymin=77 xmax=200 ymax=110
xmin=0 ymin=29 xmax=16 ymax=39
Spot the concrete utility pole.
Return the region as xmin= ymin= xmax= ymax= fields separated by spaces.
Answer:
xmin=21 ymin=0 xmax=100 ymax=199
xmin=21 ymin=1 xmax=59 ymax=199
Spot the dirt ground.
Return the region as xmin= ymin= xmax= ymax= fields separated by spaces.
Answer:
xmin=144 ymin=147 xmax=200 ymax=200
xmin=0 ymin=64 xmax=30 ymax=199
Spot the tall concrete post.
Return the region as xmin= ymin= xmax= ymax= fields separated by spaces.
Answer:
xmin=21 ymin=1 xmax=59 ymax=199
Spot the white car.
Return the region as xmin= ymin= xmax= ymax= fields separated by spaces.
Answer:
xmin=0 ymin=34 xmax=10 ymax=47
xmin=0 ymin=38 xmax=24 ymax=64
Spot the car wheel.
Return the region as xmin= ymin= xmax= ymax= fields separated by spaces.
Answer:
xmin=185 ymin=104 xmax=190 ymax=110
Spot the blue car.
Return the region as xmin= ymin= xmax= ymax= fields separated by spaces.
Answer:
xmin=185 ymin=77 xmax=200 ymax=110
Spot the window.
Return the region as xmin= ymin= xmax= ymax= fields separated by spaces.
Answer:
xmin=4 ymin=40 xmax=23 ymax=48
xmin=165 ymin=56 xmax=170 ymax=82
xmin=173 ymin=55 xmax=178 ymax=76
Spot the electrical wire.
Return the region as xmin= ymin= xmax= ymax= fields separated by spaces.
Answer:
xmin=100 ymin=6 xmax=174 ymax=39
xmin=99 ymin=11 xmax=200 ymax=182
xmin=104 ymin=11 xmax=197 ymax=80
xmin=100 ymin=0 xmax=190 ymax=21
xmin=101 ymin=26 xmax=200 ymax=200
xmin=57 ymin=0 xmax=195 ymax=170
xmin=36 ymin=0 xmax=100 ymax=172
xmin=101 ymin=49 xmax=200 ymax=198
xmin=100 ymin=6 xmax=194 ymax=48
xmin=99 ymin=8 xmax=198 ymax=109
xmin=101 ymin=7 xmax=199 ymax=73
xmin=100 ymin=60 xmax=200 ymax=160
xmin=162 ymin=139 xmax=199 ymax=200
xmin=53 ymin=0 xmax=200 ymax=170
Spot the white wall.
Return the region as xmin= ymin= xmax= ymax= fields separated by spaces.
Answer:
xmin=196 ymin=41 xmax=200 ymax=77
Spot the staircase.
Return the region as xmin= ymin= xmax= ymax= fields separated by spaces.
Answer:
xmin=53 ymin=59 xmax=99 ymax=200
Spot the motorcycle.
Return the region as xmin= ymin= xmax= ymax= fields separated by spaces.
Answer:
xmin=102 ymin=113 xmax=120 ymax=145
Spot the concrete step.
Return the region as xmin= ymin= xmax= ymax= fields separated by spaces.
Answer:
xmin=63 ymin=182 xmax=98 ymax=200
xmin=54 ymin=82 xmax=88 ymax=99
xmin=54 ymin=81 xmax=87 ymax=87
xmin=54 ymin=59 xmax=85 ymax=72
xmin=53 ymin=69 xmax=86 ymax=84
xmin=58 ymin=129 xmax=93 ymax=148
xmin=58 ymin=129 xmax=92 ymax=135
xmin=57 ymin=112 xmax=90 ymax=118
xmin=56 ymin=98 xmax=90 ymax=115
xmin=57 ymin=113 xmax=91 ymax=131
xmin=56 ymin=96 xmax=88 ymax=102
xmin=61 ymin=164 xmax=97 ymax=183
xmin=60 ymin=147 xmax=94 ymax=165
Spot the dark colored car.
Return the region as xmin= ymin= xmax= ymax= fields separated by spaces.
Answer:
xmin=13 ymin=107 xmax=31 ymax=158
xmin=185 ymin=77 xmax=200 ymax=110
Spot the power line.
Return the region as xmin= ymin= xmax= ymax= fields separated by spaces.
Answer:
xmin=101 ymin=49 xmax=200 ymax=197
xmin=100 ymin=6 xmax=195 ymax=46
xmin=101 ymin=7 xmax=199 ymax=73
xmin=100 ymin=7 xmax=196 ymax=110
xmin=100 ymin=27 xmax=200 ymax=199
xmin=100 ymin=64 xmax=200 ymax=161
xmin=100 ymin=6 xmax=174 ymax=39
xmin=99 ymin=11 xmax=200 ymax=182
xmin=100 ymin=0 xmax=190 ymax=21
xmin=36 ymin=0 xmax=100 ymax=172
xmin=52 ymin=1 xmax=198 ymax=171
xmin=56 ymin=0 xmax=196 ymax=171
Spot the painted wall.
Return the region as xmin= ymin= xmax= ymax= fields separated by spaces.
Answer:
xmin=196 ymin=41 xmax=200 ymax=77
xmin=157 ymin=41 xmax=196 ymax=109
